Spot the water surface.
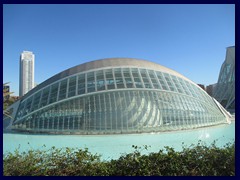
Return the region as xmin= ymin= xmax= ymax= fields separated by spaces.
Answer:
xmin=3 ymin=122 xmax=235 ymax=161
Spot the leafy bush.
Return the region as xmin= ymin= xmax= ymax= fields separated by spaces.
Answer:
xmin=3 ymin=141 xmax=235 ymax=176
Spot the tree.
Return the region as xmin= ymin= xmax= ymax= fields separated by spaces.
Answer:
xmin=3 ymin=82 xmax=14 ymax=119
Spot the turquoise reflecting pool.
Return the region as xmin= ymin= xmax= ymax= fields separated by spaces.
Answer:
xmin=3 ymin=122 xmax=235 ymax=161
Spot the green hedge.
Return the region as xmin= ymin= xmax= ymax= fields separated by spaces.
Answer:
xmin=3 ymin=141 xmax=235 ymax=176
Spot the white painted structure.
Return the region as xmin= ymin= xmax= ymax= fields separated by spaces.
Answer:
xmin=19 ymin=51 xmax=35 ymax=97
xmin=213 ymin=46 xmax=235 ymax=112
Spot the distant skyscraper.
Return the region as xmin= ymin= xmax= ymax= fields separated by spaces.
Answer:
xmin=19 ymin=51 xmax=35 ymax=97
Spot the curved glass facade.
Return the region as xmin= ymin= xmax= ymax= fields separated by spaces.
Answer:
xmin=11 ymin=59 xmax=229 ymax=134
xmin=213 ymin=46 xmax=235 ymax=112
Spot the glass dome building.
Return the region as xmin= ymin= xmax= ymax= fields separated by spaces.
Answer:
xmin=8 ymin=58 xmax=231 ymax=134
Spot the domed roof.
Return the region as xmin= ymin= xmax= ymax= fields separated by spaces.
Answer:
xmin=22 ymin=58 xmax=193 ymax=99
xmin=65 ymin=58 xmax=188 ymax=80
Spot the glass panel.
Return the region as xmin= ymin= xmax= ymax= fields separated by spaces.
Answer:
xmin=114 ymin=69 xmax=125 ymax=89
xmin=123 ymin=68 xmax=134 ymax=88
xmin=170 ymin=75 xmax=183 ymax=93
xmin=131 ymin=68 xmax=143 ymax=88
xmin=87 ymin=72 xmax=95 ymax=93
xmin=78 ymin=74 xmax=86 ymax=95
xmin=105 ymin=69 xmax=115 ymax=90
xmin=96 ymin=70 xmax=106 ymax=91
xmin=49 ymin=83 xmax=59 ymax=104
xmin=177 ymin=77 xmax=192 ymax=96
xmin=131 ymin=68 xmax=139 ymax=77
xmin=155 ymin=71 xmax=169 ymax=90
xmin=185 ymin=81 xmax=198 ymax=98
xmin=140 ymin=69 xmax=152 ymax=88
xmin=58 ymin=79 xmax=67 ymax=100
xmin=148 ymin=70 xmax=161 ymax=89
xmin=31 ymin=91 xmax=41 ymax=112
xmin=39 ymin=87 xmax=50 ymax=107
xmin=23 ymin=97 xmax=33 ymax=117
xmin=148 ymin=70 xmax=155 ymax=79
xmin=163 ymin=73 xmax=177 ymax=92
xmin=68 ymin=76 xmax=76 ymax=97
xmin=140 ymin=69 xmax=147 ymax=78
xmin=124 ymin=78 xmax=134 ymax=88
xmin=123 ymin=68 xmax=131 ymax=77
xmin=105 ymin=69 xmax=113 ymax=78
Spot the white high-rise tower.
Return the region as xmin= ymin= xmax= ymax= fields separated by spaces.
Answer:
xmin=19 ymin=51 xmax=35 ymax=97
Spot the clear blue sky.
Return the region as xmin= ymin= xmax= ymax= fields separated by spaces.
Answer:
xmin=3 ymin=4 xmax=235 ymax=96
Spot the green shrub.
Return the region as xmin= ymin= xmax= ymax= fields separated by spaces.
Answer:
xmin=3 ymin=141 xmax=235 ymax=176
